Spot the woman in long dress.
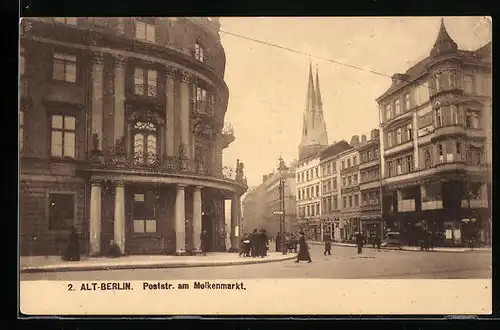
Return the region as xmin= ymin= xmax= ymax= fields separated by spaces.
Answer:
xmin=295 ymin=232 xmax=312 ymax=263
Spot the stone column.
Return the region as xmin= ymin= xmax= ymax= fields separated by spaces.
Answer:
xmin=89 ymin=180 xmax=102 ymax=256
xmin=113 ymin=181 xmax=126 ymax=255
xmin=180 ymin=71 xmax=192 ymax=158
xmin=113 ymin=55 xmax=126 ymax=148
xmin=230 ymin=194 xmax=240 ymax=251
xmin=91 ymin=52 xmax=104 ymax=151
xmin=175 ymin=184 xmax=186 ymax=254
xmin=193 ymin=186 xmax=203 ymax=252
xmin=165 ymin=67 xmax=176 ymax=156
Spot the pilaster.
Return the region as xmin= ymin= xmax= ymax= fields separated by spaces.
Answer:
xmin=113 ymin=54 xmax=126 ymax=150
xmin=91 ymin=52 xmax=105 ymax=151
xmin=113 ymin=180 xmax=125 ymax=255
xmin=89 ymin=180 xmax=102 ymax=256
xmin=166 ymin=66 xmax=176 ymax=156
xmin=175 ymin=184 xmax=187 ymax=255
xmin=180 ymin=70 xmax=192 ymax=159
xmin=192 ymin=186 xmax=203 ymax=253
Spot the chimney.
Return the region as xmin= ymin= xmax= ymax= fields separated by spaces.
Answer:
xmin=371 ymin=129 xmax=380 ymax=140
xmin=350 ymin=135 xmax=360 ymax=146
xmin=361 ymin=135 xmax=367 ymax=143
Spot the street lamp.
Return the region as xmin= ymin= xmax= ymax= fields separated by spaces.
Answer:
xmin=278 ymin=156 xmax=288 ymax=255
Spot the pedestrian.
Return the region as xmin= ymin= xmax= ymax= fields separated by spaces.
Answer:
xmin=106 ymin=239 xmax=122 ymax=258
xmin=323 ymin=238 xmax=332 ymax=255
xmin=356 ymin=232 xmax=363 ymax=254
xmin=62 ymin=226 xmax=80 ymax=261
xmin=250 ymin=229 xmax=258 ymax=257
xmin=275 ymin=232 xmax=280 ymax=252
xmin=200 ymin=229 xmax=209 ymax=256
xmin=261 ymin=229 xmax=269 ymax=257
xmin=295 ymin=231 xmax=312 ymax=263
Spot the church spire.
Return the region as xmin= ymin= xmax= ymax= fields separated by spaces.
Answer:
xmin=299 ymin=63 xmax=329 ymax=160
xmin=430 ymin=17 xmax=458 ymax=57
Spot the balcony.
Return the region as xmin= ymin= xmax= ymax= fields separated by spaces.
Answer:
xmin=133 ymin=83 xmax=158 ymax=99
xmin=221 ymin=122 xmax=235 ymax=149
xmin=421 ymin=200 xmax=443 ymax=210
xmin=397 ymin=199 xmax=415 ymax=212
xmin=87 ymin=150 xmax=248 ymax=189
xmin=384 ymin=140 xmax=413 ymax=157
xmin=461 ymin=199 xmax=488 ymax=208
xmin=430 ymin=124 xmax=466 ymax=141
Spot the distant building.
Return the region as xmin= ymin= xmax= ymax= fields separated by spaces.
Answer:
xmin=241 ymin=185 xmax=267 ymax=234
xmin=319 ymin=140 xmax=352 ymax=241
xmin=377 ymin=19 xmax=492 ymax=246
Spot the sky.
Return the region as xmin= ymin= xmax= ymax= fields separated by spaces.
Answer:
xmin=218 ymin=16 xmax=492 ymax=188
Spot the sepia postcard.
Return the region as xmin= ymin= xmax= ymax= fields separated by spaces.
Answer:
xmin=18 ymin=16 xmax=492 ymax=316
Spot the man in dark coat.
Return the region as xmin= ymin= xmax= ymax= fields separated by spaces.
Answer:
xmin=261 ymin=229 xmax=268 ymax=257
xmin=356 ymin=232 xmax=363 ymax=254
xmin=250 ymin=229 xmax=259 ymax=257
xmin=295 ymin=231 xmax=312 ymax=263
xmin=323 ymin=238 xmax=332 ymax=255
xmin=62 ymin=226 xmax=80 ymax=261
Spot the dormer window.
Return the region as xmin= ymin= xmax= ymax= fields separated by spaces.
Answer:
xmin=194 ymin=42 xmax=205 ymax=62
xmin=54 ymin=17 xmax=77 ymax=26
xmin=135 ymin=20 xmax=155 ymax=43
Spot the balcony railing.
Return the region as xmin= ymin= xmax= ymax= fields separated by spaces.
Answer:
xmin=462 ymin=199 xmax=488 ymax=208
xmin=397 ymin=199 xmax=416 ymax=212
xmin=222 ymin=122 xmax=234 ymax=136
xmin=421 ymin=200 xmax=443 ymax=210
xmin=133 ymin=83 xmax=158 ymax=98
xmin=88 ymin=151 xmax=247 ymax=187
xmin=193 ymin=100 xmax=213 ymax=116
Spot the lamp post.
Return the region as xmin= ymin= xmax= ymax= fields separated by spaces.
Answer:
xmin=278 ymin=157 xmax=288 ymax=255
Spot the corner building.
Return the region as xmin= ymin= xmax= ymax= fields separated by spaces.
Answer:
xmin=377 ymin=19 xmax=491 ymax=246
xmin=19 ymin=17 xmax=247 ymax=256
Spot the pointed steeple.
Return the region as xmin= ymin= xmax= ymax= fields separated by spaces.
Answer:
xmin=299 ymin=63 xmax=329 ymax=160
xmin=430 ymin=18 xmax=458 ymax=57
xmin=315 ymin=64 xmax=323 ymax=111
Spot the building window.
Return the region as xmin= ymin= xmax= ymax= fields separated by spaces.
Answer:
xmin=326 ymin=164 xmax=331 ymax=175
xmin=385 ymin=104 xmax=391 ymax=120
xmin=316 ymin=203 xmax=320 ymax=215
xmin=387 ymin=132 xmax=393 ymax=148
xmin=404 ymin=93 xmax=410 ymax=111
xmin=353 ymin=156 xmax=357 ymax=166
xmin=343 ymin=196 xmax=347 ymax=208
xmin=394 ymin=99 xmax=401 ymax=115
xmin=406 ymin=155 xmax=414 ymax=173
xmin=347 ymin=159 xmax=351 ymax=168
xmin=297 ymin=174 xmax=300 ymax=182
xmin=396 ymin=158 xmax=402 ymax=175
xmin=332 ymin=162 xmax=336 ymax=173
xmin=396 ymin=128 xmax=402 ymax=144
xmin=194 ymin=42 xmax=205 ymax=62
xmin=456 ymin=141 xmax=462 ymax=158
xmin=465 ymin=110 xmax=480 ymax=129
xmin=354 ymin=194 xmax=359 ymax=207
xmin=342 ymin=177 xmax=346 ymax=187
xmin=388 ymin=161 xmax=394 ymax=177
xmin=315 ymin=167 xmax=319 ymax=178
xmin=347 ymin=176 xmax=352 ymax=186
xmin=133 ymin=121 xmax=158 ymax=164
xmin=194 ymin=86 xmax=212 ymax=115
xmin=132 ymin=192 xmax=157 ymax=233
xmin=19 ymin=110 xmax=24 ymax=154
xmin=53 ymin=53 xmax=76 ymax=83
xmin=435 ymin=106 xmax=443 ymax=127
xmin=301 ymin=173 xmax=304 ymax=182
xmin=463 ymin=74 xmax=474 ymax=94
xmin=348 ymin=196 xmax=353 ymax=208
xmin=48 ymin=193 xmax=74 ymax=231
xmin=333 ymin=179 xmax=337 ymax=190
xmin=451 ymin=105 xmax=459 ymax=125
xmin=353 ymin=174 xmax=358 ymax=185
xmin=341 ymin=160 xmax=345 ymax=169
xmin=51 ymin=114 xmax=76 ymax=159
xmin=424 ymin=149 xmax=432 ymax=168
xmin=134 ymin=68 xmax=158 ymax=98
xmin=54 ymin=17 xmax=77 ymax=25
xmin=435 ymin=73 xmax=441 ymax=92
xmin=438 ymin=143 xmax=444 ymax=163
xmin=316 ymin=185 xmax=319 ymax=196
xmin=306 ymin=172 xmax=309 ymax=181
xmin=135 ymin=20 xmax=156 ymax=43
xmin=406 ymin=123 xmax=412 ymax=141
xmin=20 ymin=46 xmax=25 ymax=76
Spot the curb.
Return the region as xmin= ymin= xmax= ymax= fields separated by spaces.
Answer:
xmin=307 ymin=241 xmax=490 ymax=253
xmin=20 ymin=254 xmax=298 ymax=274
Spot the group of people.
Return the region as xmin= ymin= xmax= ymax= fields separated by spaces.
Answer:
xmin=239 ymin=228 xmax=269 ymax=258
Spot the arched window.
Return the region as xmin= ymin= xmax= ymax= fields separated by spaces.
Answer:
xmin=133 ymin=121 xmax=158 ymax=164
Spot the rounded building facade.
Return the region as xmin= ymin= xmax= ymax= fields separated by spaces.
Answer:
xmin=19 ymin=17 xmax=247 ymax=256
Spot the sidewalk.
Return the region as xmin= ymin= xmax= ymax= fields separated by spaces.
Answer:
xmin=307 ymin=240 xmax=491 ymax=253
xmin=20 ymin=252 xmax=297 ymax=274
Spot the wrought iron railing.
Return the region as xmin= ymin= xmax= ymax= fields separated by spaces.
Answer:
xmin=193 ymin=100 xmax=213 ymax=116
xmin=89 ymin=151 xmax=247 ymax=187
xmin=133 ymin=83 xmax=158 ymax=98
xmin=222 ymin=122 xmax=234 ymax=136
